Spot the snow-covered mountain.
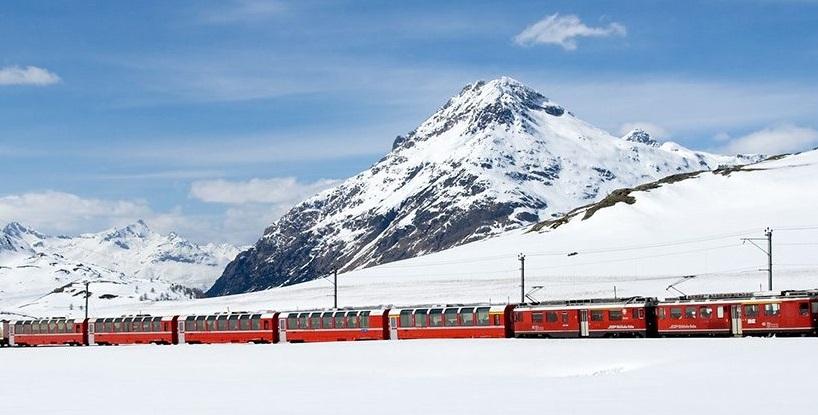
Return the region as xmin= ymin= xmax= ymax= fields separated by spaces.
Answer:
xmin=0 ymin=221 xmax=239 ymax=314
xmin=208 ymin=77 xmax=758 ymax=296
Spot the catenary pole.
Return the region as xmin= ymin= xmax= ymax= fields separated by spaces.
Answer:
xmin=333 ymin=268 xmax=338 ymax=309
xmin=518 ymin=254 xmax=526 ymax=303
xmin=767 ymin=228 xmax=773 ymax=291
xmin=84 ymin=281 xmax=90 ymax=320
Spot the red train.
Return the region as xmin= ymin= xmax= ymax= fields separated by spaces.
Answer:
xmin=2 ymin=290 xmax=818 ymax=348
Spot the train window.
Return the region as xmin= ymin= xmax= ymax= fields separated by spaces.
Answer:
xmin=140 ymin=321 xmax=150 ymax=332
xmin=185 ymin=320 xmax=196 ymax=331
xmin=493 ymin=314 xmax=501 ymax=325
xmin=399 ymin=310 xmax=412 ymax=327
xmin=532 ymin=312 xmax=543 ymax=323
xmin=764 ymin=303 xmax=780 ymax=316
xmin=229 ymin=315 xmax=240 ymax=331
xmin=562 ymin=312 xmax=569 ymax=323
xmin=287 ymin=316 xmax=298 ymax=329
xmin=240 ymin=315 xmax=251 ymax=330
xmin=95 ymin=322 xmax=104 ymax=333
xmin=670 ymin=307 xmax=682 ymax=319
xmin=217 ymin=316 xmax=228 ymax=331
xmin=310 ymin=313 xmax=321 ymax=329
xmin=699 ymin=307 xmax=712 ymax=319
xmin=460 ymin=308 xmax=475 ymax=326
xmin=744 ymin=304 xmax=758 ymax=318
xmin=638 ymin=309 xmax=645 ymax=319
xmin=657 ymin=308 xmax=666 ymax=319
xmin=812 ymin=302 xmax=818 ymax=314
xmin=251 ymin=318 xmax=261 ymax=331
xmin=631 ymin=308 xmax=639 ymax=319
xmin=206 ymin=316 xmax=217 ymax=331
xmin=29 ymin=322 xmax=37 ymax=334
xmin=800 ymin=303 xmax=810 ymax=316
xmin=360 ymin=311 xmax=370 ymax=328
xmin=430 ymin=309 xmax=444 ymax=327
xmin=297 ymin=313 xmax=309 ymax=329
xmin=545 ymin=311 xmax=558 ymax=323
xmin=21 ymin=323 xmax=31 ymax=334
xmin=347 ymin=312 xmax=359 ymax=329
xmin=195 ymin=317 xmax=206 ymax=331
xmin=444 ymin=309 xmax=458 ymax=326
xmin=476 ymin=308 xmax=490 ymax=326
xmin=609 ymin=310 xmax=623 ymax=321
xmin=414 ymin=309 xmax=428 ymax=327
xmin=322 ymin=312 xmax=334 ymax=329
xmin=49 ymin=322 xmax=57 ymax=333
xmin=57 ymin=321 xmax=65 ymax=333
xmin=105 ymin=322 xmax=113 ymax=332
xmin=685 ymin=307 xmax=697 ymax=319
xmin=334 ymin=313 xmax=346 ymax=329
xmin=591 ymin=310 xmax=604 ymax=321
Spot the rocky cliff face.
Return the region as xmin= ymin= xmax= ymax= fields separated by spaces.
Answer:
xmin=208 ymin=77 xmax=758 ymax=296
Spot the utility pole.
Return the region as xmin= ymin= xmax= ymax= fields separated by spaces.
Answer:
xmin=766 ymin=228 xmax=773 ymax=291
xmin=333 ymin=267 xmax=338 ymax=309
xmin=741 ymin=227 xmax=773 ymax=291
xmin=84 ymin=281 xmax=90 ymax=320
xmin=518 ymin=253 xmax=526 ymax=304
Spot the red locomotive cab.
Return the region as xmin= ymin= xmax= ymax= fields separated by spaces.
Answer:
xmin=178 ymin=312 xmax=278 ymax=344
xmin=279 ymin=308 xmax=389 ymax=343
xmin=657 ymin=290 xmax=818 ymax=337
xmin=389 ymin=304 xmax=510 ymax=340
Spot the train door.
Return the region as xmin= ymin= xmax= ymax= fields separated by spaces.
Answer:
xmin=389 ymin=314 xmax=399 ymax=340
xmin=278 ymin=317 xmax=287 ymax=343
xmin=579 ymin=310 xmax=589 ymax=337
xmin=730 ymin=305 xmax=743 ymax=336
xmin=177 ymin=319 xmax=185 ymax=344
xmin=88 ymin=320 xmax=95 ymax=345
xmin=8 ymin=322 xmax=15 ymax=346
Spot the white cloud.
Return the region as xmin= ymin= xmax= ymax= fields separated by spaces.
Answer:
xmin=190 ymin=177 xmax=340 ymax=204
xmin=0 ymin=66 xmax=61 ymax=86
xmin=720 ymin=124 xmax=818 ymax=155
xmin=618 ymin=122 xmax=668 ymax=139
xmin=0 ymin=191 xmax=151 ymax=235
xmin=514 ymin=14 xmax=626 ymax=50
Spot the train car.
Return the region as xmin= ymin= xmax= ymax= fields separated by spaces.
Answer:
xmin=89 ymin=315 xmax=177 ymax=345
xmin=1 ymin=320 xmax=8 ymax=347
xmin=513 ymin=297 xmax=657 ymax=338
xmin=8 ymin=318 xmax=88 ymax=346
xmin=178 ymin=312 xmax=278 ymax=344
xmin=388 ymin=304 xmax=513 ymax=340
xmin=278 ymin=308 xmax=388 ymax=343
xmin=656 ymin=290 xmax=818 ymax=337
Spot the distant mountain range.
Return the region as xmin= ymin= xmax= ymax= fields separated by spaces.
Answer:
xmin=208 ymin=77 xmax=759 ymax=296
xmin=0 ymin=220 xmax=239 ymax=314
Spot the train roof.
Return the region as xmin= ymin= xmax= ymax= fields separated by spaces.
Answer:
xmin=516 ymin=296 xmax=656 ymax=310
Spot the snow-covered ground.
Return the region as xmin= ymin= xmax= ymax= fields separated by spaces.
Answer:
xmin=1 ymin=338 xmax=815 ymax=414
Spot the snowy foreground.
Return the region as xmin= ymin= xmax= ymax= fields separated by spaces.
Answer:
xmin=1 ymin=338 xmax=815 ymax=414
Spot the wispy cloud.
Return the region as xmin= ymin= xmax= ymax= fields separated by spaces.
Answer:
xmin=718 ymin=124 xmax=818 ymax=155
xmin=197 ymin=0 xmax=285 ymax=24
xmin=190 ymin=177 xmax=340 ymax=204
xmin=514 ymin=13 xmax=626 ymax=50
xmin=0 ymin=65 xmax=61 ymax=86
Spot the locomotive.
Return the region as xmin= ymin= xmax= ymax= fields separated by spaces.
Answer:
xmin=2 ymin=290 xmax=817 ymax=347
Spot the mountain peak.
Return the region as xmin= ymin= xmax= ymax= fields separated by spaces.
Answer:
xmin=622 ymin=128 xmax=659 ymax=147
xmin=399 ymin=77 xmax=567 ymax=150
xmin=2 ymin=222 xmax=47 ymax=239
xmin=103 ymin=220 xmax=152 ymax=241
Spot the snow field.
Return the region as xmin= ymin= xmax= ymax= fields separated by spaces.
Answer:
xmin=1 ymin=338 xmax=815 ymax=414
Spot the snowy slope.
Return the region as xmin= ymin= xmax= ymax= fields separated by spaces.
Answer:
xmin=3 ymin=339 xmax=817 ymax=415
xmin=210 ymin=77 xmax=757 ymax=296
xmin=0 ymin=221 xmax=239 ymax=316
xmin=12 ymin=149 xmax=815 ymax=319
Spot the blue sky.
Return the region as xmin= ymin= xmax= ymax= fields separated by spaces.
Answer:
xmin=1 ymin=0 xmax=817 ymax=244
